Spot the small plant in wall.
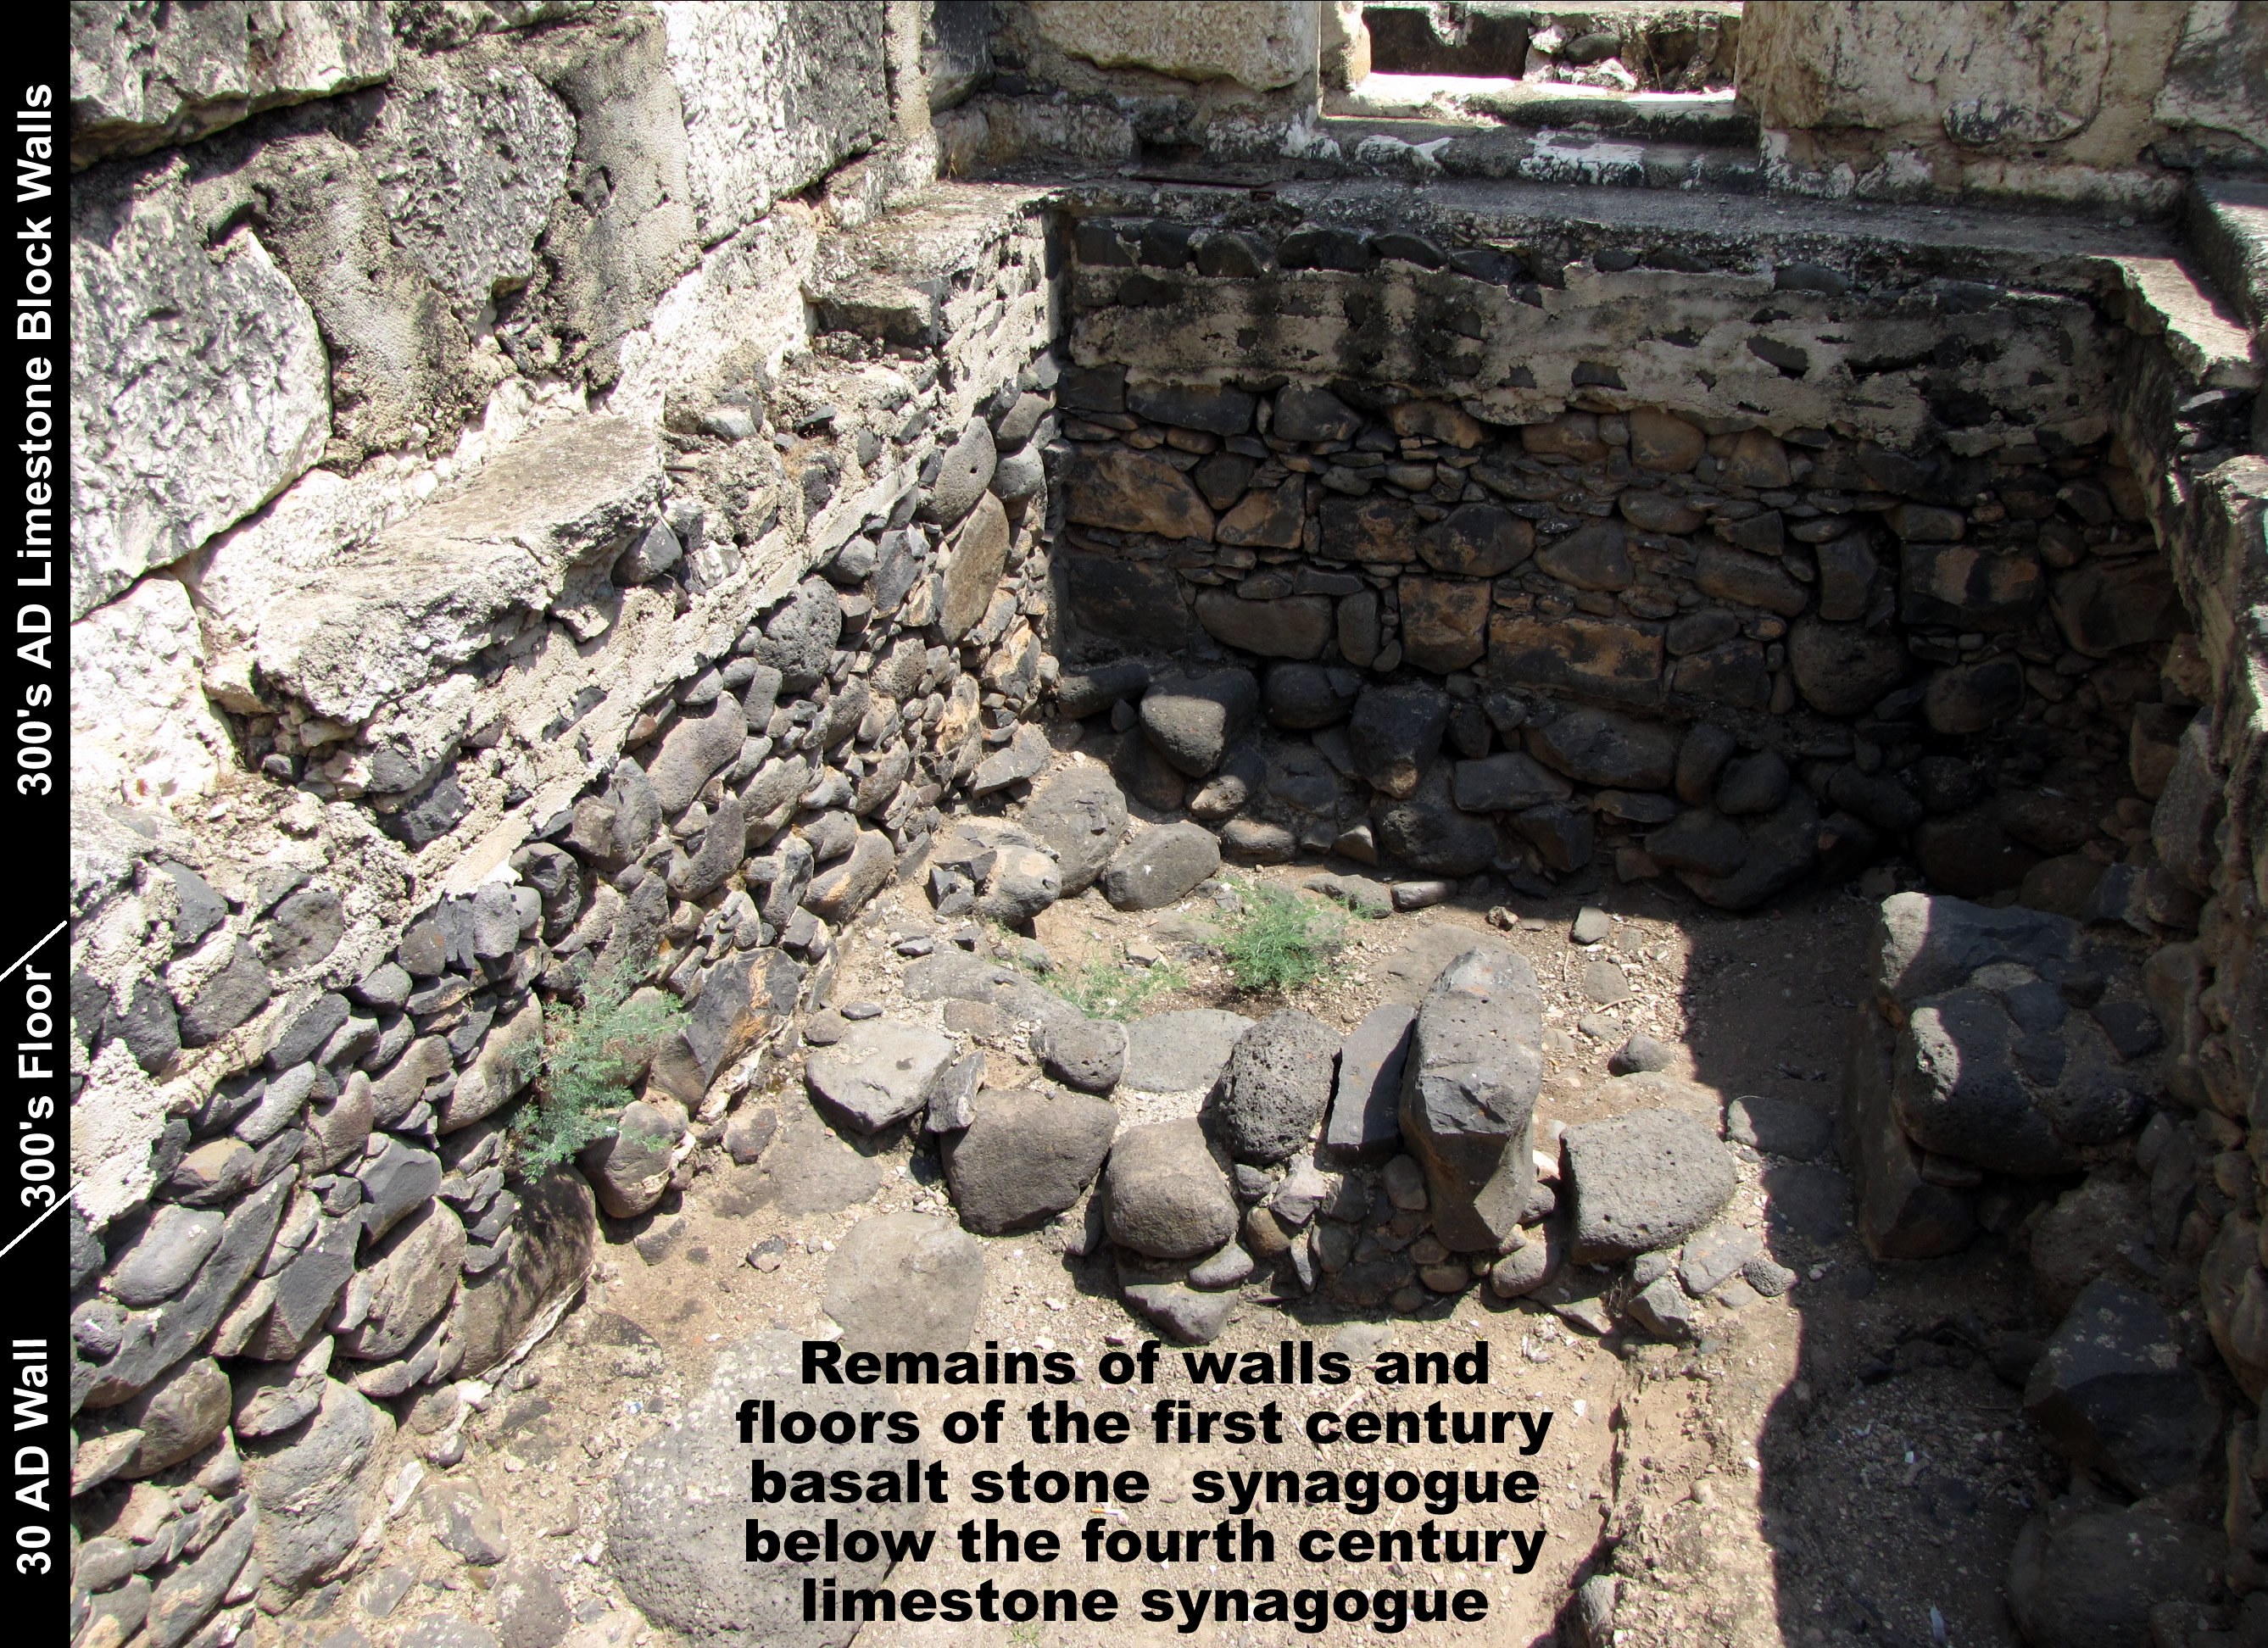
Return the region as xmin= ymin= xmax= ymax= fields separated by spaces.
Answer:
xmin=510 ymin=954 xmax=688 ymax=1176
xmin=1212 ymin=878 xmax=1348 ymax=995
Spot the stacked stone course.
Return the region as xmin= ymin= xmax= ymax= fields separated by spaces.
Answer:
xmin=1046 ymin=212 xmax=2199 ymax=912
xmin=67 ymin=9 xmax=1069 ymax=1636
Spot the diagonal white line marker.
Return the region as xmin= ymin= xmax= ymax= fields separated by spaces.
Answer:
xmin=0 ymin=919 xmax=65 ymax=986
xmin=0 ymin=1178 xmax=80 ymax=1262
xmin=0 ymin=920 xmax=78 ymax=1261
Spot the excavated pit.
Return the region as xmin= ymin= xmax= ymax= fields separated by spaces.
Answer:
xmin=65 ymin=19 xmax=2268 ymax=1648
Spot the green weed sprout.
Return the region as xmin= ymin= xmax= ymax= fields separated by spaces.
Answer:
xmin=1214 ymin=879 xmax=1347 ymax=995
xmin=510 ymin=955 xmax=688 ymax=1176
xmin=1030 ymin=950 xmax=1186 ymax=1021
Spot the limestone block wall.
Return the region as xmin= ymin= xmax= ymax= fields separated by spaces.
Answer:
xmin=934 ymin=0 xmax=1323 ymax=174
xmin=1045 ymin=201 xmax=2211 ymax=912
xmin=925 ymin=2 xmax=2268 ymax=212
xmin=1739 ymin=0 xmax=2268 ymax=210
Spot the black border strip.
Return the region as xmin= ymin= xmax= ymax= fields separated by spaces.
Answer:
xmin=15 ymin=20 xmax=67 ymax=1629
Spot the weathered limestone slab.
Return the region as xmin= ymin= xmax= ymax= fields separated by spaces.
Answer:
xmin=1023 ymin=1 xmax=1318 ymax=90
xmin=658 ymin=2 xmax=889 ymax=242
xmin=70 ymin=156 xmax=330 ymax=619
xmin=254 ymin=417 xmax=661 ymax=725
xmin=70 ymin=573 xmax=238 ymax=809
xmin=365 ymin=58 xmax=577 ymax=326
xmin=70 ymin=3 xmax=395 ymax=169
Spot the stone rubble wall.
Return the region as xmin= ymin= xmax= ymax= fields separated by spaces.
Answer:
xmin=67 ymin=7 xmax=1071 ymax=1640
xmin=1043 ymin=204 xmax=2214 ymax=913
xmin=1827 ymin=187 xmax=2268 ymax=1620
xmin=2105 ymin=213 xmax=2268 ymax=1471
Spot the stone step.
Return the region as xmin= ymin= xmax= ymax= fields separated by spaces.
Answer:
xmin=2095 ymin=252 xmax=2262 ymax=393
xmin=2184 ymin=177 xmax=2268 ymax=337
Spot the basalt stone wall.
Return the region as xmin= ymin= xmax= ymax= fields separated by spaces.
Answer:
xmin=2097 ymin=198 xmax=2268 ymax=1506
xmin=69 ymin=209 xmax=1062 ymax=1631
xmin=66 ymin=5 xmax=1071 ymax=1637
xmin=1832 ymin=191 xmax=2268 ymax=1613
xmin=1045 ymin=208 xmax=2210 ymax=913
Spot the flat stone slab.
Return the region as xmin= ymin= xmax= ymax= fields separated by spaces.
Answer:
xmin=609 ymin=1330 xmax=922 ymax=1648
xmin=716 ymin=1105 xmax=883 ymax=1217
xmin=1761 ymin=1161 xmax=1855 ymax=1244
xmin=822 ymin=1213 xmax=987 ymax=1356
xmin=803 ymin=1020 xmax=956 ymax=1133
xmin=1725 ymin=1094 xmax=1836 ymax=1161
xmin=1563 ymin=1108 xmax=1738 ymax=1263
xmin=1121 ymin=1009 xmax=1253 ymax=1094
xmin=1677 ymin=1223 xmax=1764 ymax=1296
xmin=1374 ymin=924 xmax=1497 ymax=1004
xmin=898 ymin=951 xmax=1082 ymax=1032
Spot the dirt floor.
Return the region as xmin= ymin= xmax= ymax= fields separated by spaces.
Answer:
xmin=293 ymin=752 xmax=2076 ymax=1648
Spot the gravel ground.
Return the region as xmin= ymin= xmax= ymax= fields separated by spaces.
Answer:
xmin=295 ymin=772 xmax=2075 ymax=1648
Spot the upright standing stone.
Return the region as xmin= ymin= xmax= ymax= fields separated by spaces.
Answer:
xmin=1211 ymin=1011 xmax=1341 ymax=1166
xmin=1327 ymin=1001 xmax=1416 ymax=1163
xmin=244 ymin=1378 xmax=394 ymax=1595
xmin=1396 ymin=947 xmax=1542 ymax=1252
